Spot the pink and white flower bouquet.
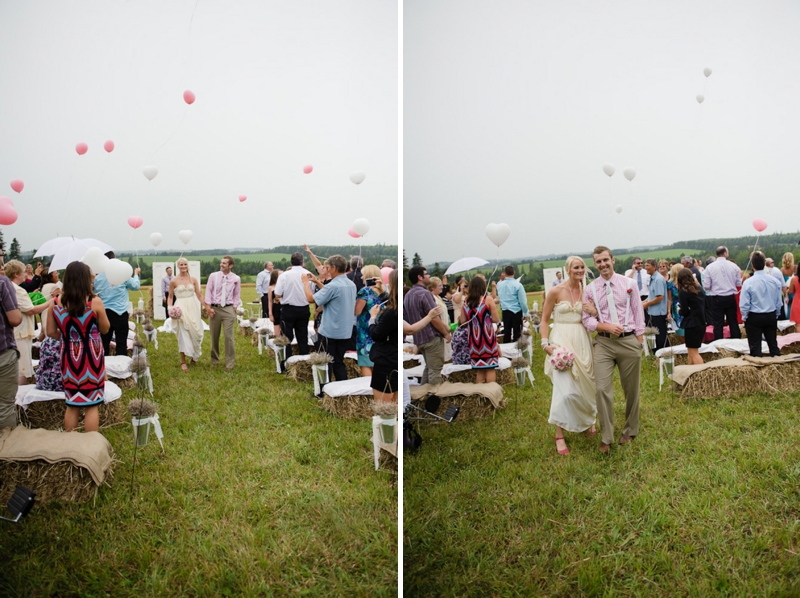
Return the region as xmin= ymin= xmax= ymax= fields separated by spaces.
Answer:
xmin=168 ymin=305 xmax=182 ymax=320
xmin=549 ymin=346 xmax=575 ymax=372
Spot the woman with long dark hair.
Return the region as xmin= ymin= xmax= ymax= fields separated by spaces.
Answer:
xmin=677 ymin=268 xmax=706 ymax=365
xmin=368 ymin=269 xmax=398 ymax=404
xmin=458 ymin=276 xmax=500 ymax=383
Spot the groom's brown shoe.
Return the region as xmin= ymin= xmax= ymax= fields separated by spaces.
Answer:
xmin=599 ymin=442 xmax=611 ymax=454
xmin=618 ymin=435 xmax=635 ymax=445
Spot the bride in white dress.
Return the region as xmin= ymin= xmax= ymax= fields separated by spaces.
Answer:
xmin=167 ymin=258 xmax=204 ymax=372
xmin=540 ymin=256 xmax=598 ymax=455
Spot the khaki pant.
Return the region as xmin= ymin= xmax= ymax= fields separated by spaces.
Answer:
xmin=593 ymin=334 xmax=641 ymax=445
xmin=210 ymin=305 xmax=236 ymax=369
xmin=418 ymin=336 xmax=445 ymax=386
xmin=0 ymin=348 xmax=20 ymax=429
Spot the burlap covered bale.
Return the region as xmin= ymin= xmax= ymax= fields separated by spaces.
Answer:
xmin=17 ymin=400 xmax=124 ymax=431
xmin=0 ymin=460 xmax=113 ymax=504
xmin=445 ymin=367 xmax=514 ymax=386
xmin=410 ymin=393 xmax=504 ymax=420
xmin=320 ymin=394 xmax=375 ymax=419
xmin=675 ymin=365 xmax=766 ymax=399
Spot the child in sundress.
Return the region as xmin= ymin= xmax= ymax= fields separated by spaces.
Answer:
xmin=46 ymin=262 xmax=110 ymax=432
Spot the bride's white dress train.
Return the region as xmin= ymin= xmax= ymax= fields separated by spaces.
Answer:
xmin=545 ymin=301 xmax=596 ymax=432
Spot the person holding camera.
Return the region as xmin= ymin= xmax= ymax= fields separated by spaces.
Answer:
xmin=354 ymin=264 xmax=385 ymax=376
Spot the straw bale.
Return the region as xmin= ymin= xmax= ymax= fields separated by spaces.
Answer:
xmin=240 ymin=324 xmax=253 ymax=338
xmin=288 ymin=360 xmax=313 ymax=382
xmin=675 ymin=365 xmax=766 ymax=399
xmin=345 ymin=359 xmax=361 ymax=380
xmin=403 ymin=358 xmax=422 ymax=370
xmin=759 ymin=362 xmax=800 ymax=393
xmin=320 ymin=394 xmax=375 ymax=419
xmin=669 ymin=349 xmax=734 ymax=367
xmin=109 ymin=376 xmax=135 ymax=389
xmin=778 ymin=323 xmax=796 ymax=336
xmin=780 ymin=342 xmax=800 ymax=355
xmin=445 ymin=367 xmax=514 ymax=386
xmin=411 ymin=392 xmax=504 ymax=420
xmin=17 ymin=400 xmax=124 ymax=430
xmin=0 ymin=459 xmax=113 ymax=504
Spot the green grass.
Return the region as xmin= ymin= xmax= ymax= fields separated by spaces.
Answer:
xmin=124 ymin=252 xmax=292 ymax=266
xmin=1 ymin=295 xmax=397 ymax=596
xmin=403 ymin=346 xmax=800 ymax=596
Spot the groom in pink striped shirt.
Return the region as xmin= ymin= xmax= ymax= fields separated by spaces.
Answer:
xmin=205 ymin=256 xmax=241 ymax=371
xmin=582 ymin=246 xmax=645 ymax=453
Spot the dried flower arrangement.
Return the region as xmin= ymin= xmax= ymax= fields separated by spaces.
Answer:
xmin=307 ymin=352 xmax=334 ymax=365
xmin=130 ymin=355 xmax=150 ymax=375
xmin=127 ymin=398 xmax=158 ymax=419
xmin=510 ymin=356 xmax=530 ymax=369
xmin=272 ymin=335 xmax=291 ymax=347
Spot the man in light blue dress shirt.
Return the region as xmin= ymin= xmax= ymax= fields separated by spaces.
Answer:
xmin=642 ymin=259 xmax=668 ymax=349
xmin=740 ymin=252 xmax=783 ymax=357
xmin=495 ymin=265 xmax=529 ymax=343
xmin=255 ymin=261 xmax=273 ymax=318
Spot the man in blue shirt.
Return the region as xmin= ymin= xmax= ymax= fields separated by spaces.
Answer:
xmin=93 ymin=252 xmax=141 ymax=355
xmin=305 ymin=254 xmax=356 ymax=381
xmin=642 ymin=259 xmax=668 ymax=349
xmin=494 ymin=266 xmax=529 ymax=343
xmin=740 ymin=251 xmax=783 ymax=357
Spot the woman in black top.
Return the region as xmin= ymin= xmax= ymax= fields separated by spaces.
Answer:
xmin=677 ymin=268 xmax=706 ymax=365
xmin=369 ymin=269 xmax=398 ymax=404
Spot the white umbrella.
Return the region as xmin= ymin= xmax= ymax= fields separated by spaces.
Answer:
xmin=49 ymin=238 xmax=113 ymax=271
xmin=444 ymin=257 xmax=489 ymax=276
xmin=34 ymin=237 xmax=74 ymax=257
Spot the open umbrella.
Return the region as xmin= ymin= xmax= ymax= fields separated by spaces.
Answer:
xmin=444 ymin=257 xmax=489 ymax=276
xmin=48 ymin=238 xmax=114 ymax=271
xmin=34 ymin=237 xmax=74 ymax=258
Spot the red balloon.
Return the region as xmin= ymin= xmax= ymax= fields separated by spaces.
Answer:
xmin=183 ymin=90 xmax=196 ymax=105
xmin=348 ymin=227 xmax=360 ymax=238
xmin=0 ymin=204 xmax=18 ymax=225
xmin=10 ymin=180 xmax=23 ymax=193
xmin=75 ymin=142 xmax=88 ymax=155
xmin=0 ymin=196 xmax=13 ymax=207
xmin=104 ymin=140 xmax=115 ymax=153
xmin=239 ymin=195 xmax=247 ymax=202
xmin=753 ymin=218 xmax=768 ymax=232
xmin=127 ymin=216 xmax=143 ymax=229
xmin=303 ymin=164 xmax=313 ymax=174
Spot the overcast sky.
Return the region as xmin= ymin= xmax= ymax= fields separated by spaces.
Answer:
xmin=0 ymin=0 xmax=397 ymax=254
xmin=404 ymin=0 xmax=800 ymax=264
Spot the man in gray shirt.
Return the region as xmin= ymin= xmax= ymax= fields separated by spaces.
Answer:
xmin=403 ymin=266 xmax=451 ymax=385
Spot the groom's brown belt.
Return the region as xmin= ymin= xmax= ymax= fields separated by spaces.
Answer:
xmin=596 ymin=331 xmax=636 ymax=338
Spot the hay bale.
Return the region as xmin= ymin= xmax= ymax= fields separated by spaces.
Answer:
xmin=345 ymin=358 xmax=361 ymax=380
xmin=445 ymin=367 xmax=514 ymax=386
xmin=403 ymin=358 xmax=422 ymax=370
xmin=288 ymin=360 xmax=313 ymax=382
xmin=17 ymin=400 xmax=124 ymax=430
xmin=320 ymin=395 xmax=375 ymax=419
xmin=0 ymin=459 xmax=113 ymax=504
xmin=675 ymin=365 xmax=766 ymax=399
xmin=781 ymin=342 xmax=800 ymax=355
xmin=759 ymin=362 xmax=800 ymax=392
xmin=778 ymin=323 xmax=796 ymax=336
xmin=669 ymin=349 xmax=735 ymax=367
xmin=411 ymin=392 xmax=504 ymax=420
xmin=108 ymin=376 xmax=135 ymax=390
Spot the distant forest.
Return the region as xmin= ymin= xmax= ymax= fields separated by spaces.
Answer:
xmin=406 ymin=232 xmax=800 ymax=292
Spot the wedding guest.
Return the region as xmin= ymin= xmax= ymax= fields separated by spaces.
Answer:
xmin=677 ymin=269 xmax=706 ymax=365
xmin=19 ymin=262 xmax=43 ymax=292
xmin=552 ymin=271 xmax=563 ymax=287
xmin=494 ymin=265 xmax=528 ymax=343
xmin=274 ymin=253 xmax=312 ymax=357
xmin=205 ymin=256 xmax=241 ymax=371
xmin=35 ymin=279 xmax=64 ymax=392
xmin=354 ymin=264 xmax=385 ymax=376
xmin=789 ymin=263 xmax=800 ymax=325
xmin=667 ymin=263 xmax=683 ymax=328
xmin=703 ymin=246 xmax=742 ymax=340
xmin=404 ymin=266 xmax=450 ymax=385
xmin=346 ymin=256 xmax=364 ymax=292
xmin=765 ymin=257 xmax=788 ymax=319
xmin=255 ymin=262 xmax=273 ymax=318
xmin=781 ymin=252 xmax=795 ymax=315
xmin=161 ymin=266 xmax=173 ymax=319
xmin=625 ymin=257 xmax=650 ymax=309
xmin=740 ymin=252 xmax=782 ymax=357
xmin=93 ymin=252 xmax=141 ymax=356
xmin=426 ymin=277 xmax=451 ymax=327
xmin=368 ymin=269 xmax=399 ymax=404
xmin=451 ymin=276 xmax=467 ymax=324
xmin=642 ymin=259 xmax=668 ymax=350
xmin=0 ymin=273 xmax=21 ymax=429
xmin=267 ymin=270 xmax=283 ymax=337
xmin=459 ymin=277 xmax=500 ymax=384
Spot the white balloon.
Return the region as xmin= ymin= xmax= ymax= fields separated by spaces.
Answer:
xmin=703 ymin=67 xmax=712 ymax=78
xmin=623 ymin=167 xmax=636 ymax=182
xmin=349 ymin=171 xmax=366 ymax=185
xmin=178 ymin=230 xmax=193 ymax=245
xmin=485 ymin=223 xmax=511 ymax=247
xmin=352 ymin=218 xmax=370 ymax=236
xmin=602 ymin=164 xmax=615 ymax=177
xmin=696 ymin=95 xmax=705 ymax=104
xmin=615 ymin=205 xmax=623 ymax=214
xmin=143 ymin=165 xmax=158 ymax=181
xmin=149 ymin=232 xmax=163 ymax=247
xmin=81 ymin=247 xmax=109 ymax=275
xmin=105 ymin=258 xmax=133 ymax=286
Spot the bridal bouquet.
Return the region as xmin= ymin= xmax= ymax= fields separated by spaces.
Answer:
xmin=168 ymin=305 xmax=182 ymax=320
xmin=549 ymin=346 xmax=575 ymax=372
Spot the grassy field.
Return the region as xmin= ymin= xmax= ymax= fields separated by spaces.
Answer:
xmin=404 ymin=342 xmax=800 ymax=596
xmin=1 ymin=293 xmax=397 ymax=596
xmin=122 ymin=252 xmax=292 ymax=266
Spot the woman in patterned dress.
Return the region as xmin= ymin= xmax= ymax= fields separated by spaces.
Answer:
xmin=46 ymin=262 xmax=110 ymax=432
xmin=458 ymin=276 xmax=500 ymax=383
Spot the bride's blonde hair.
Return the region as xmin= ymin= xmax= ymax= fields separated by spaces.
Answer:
xmin=564 ymin=256 xmax=585 ymax=273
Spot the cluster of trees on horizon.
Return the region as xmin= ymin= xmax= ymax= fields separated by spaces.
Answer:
xmin=404 ymin=232 xmax=800 ymax=292
xmin=0 ymin=231 xmax=398 ymax=285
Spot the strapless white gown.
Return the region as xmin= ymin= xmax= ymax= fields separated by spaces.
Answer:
xmin=544 ymin=301 xmax=596 ymax=432
xmin=173 ymin=284 xmax=203 ymax=359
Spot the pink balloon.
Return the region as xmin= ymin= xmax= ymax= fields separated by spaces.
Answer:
xmin=753 ymin=218 xmax=768 ymax=233
xmin=380 ymin=266 xmax=392 ymax=284
xmin=10 ymin=180 xmax=23 ymax=193
xmin=303 ymin=164 xmax=313 ymax=174
xmin=184 ymin=90 xmax=196 ymax=105
xmin=348 ymin=227 xmax=360 ymax=238
xmin=104 ymin=140 xmax=115 ymax=153
xmin=239 ymin=195 xmax=247 ymax=202
xmin=75 ymin=142 xmax=88 ymax=155
xmin=0 ymin=204 xmax=18 ymax=226
xmin=0 ymin=196 xmax=14 ymax=207
xmin=127 ymin=216 xmax=143 ymax=229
